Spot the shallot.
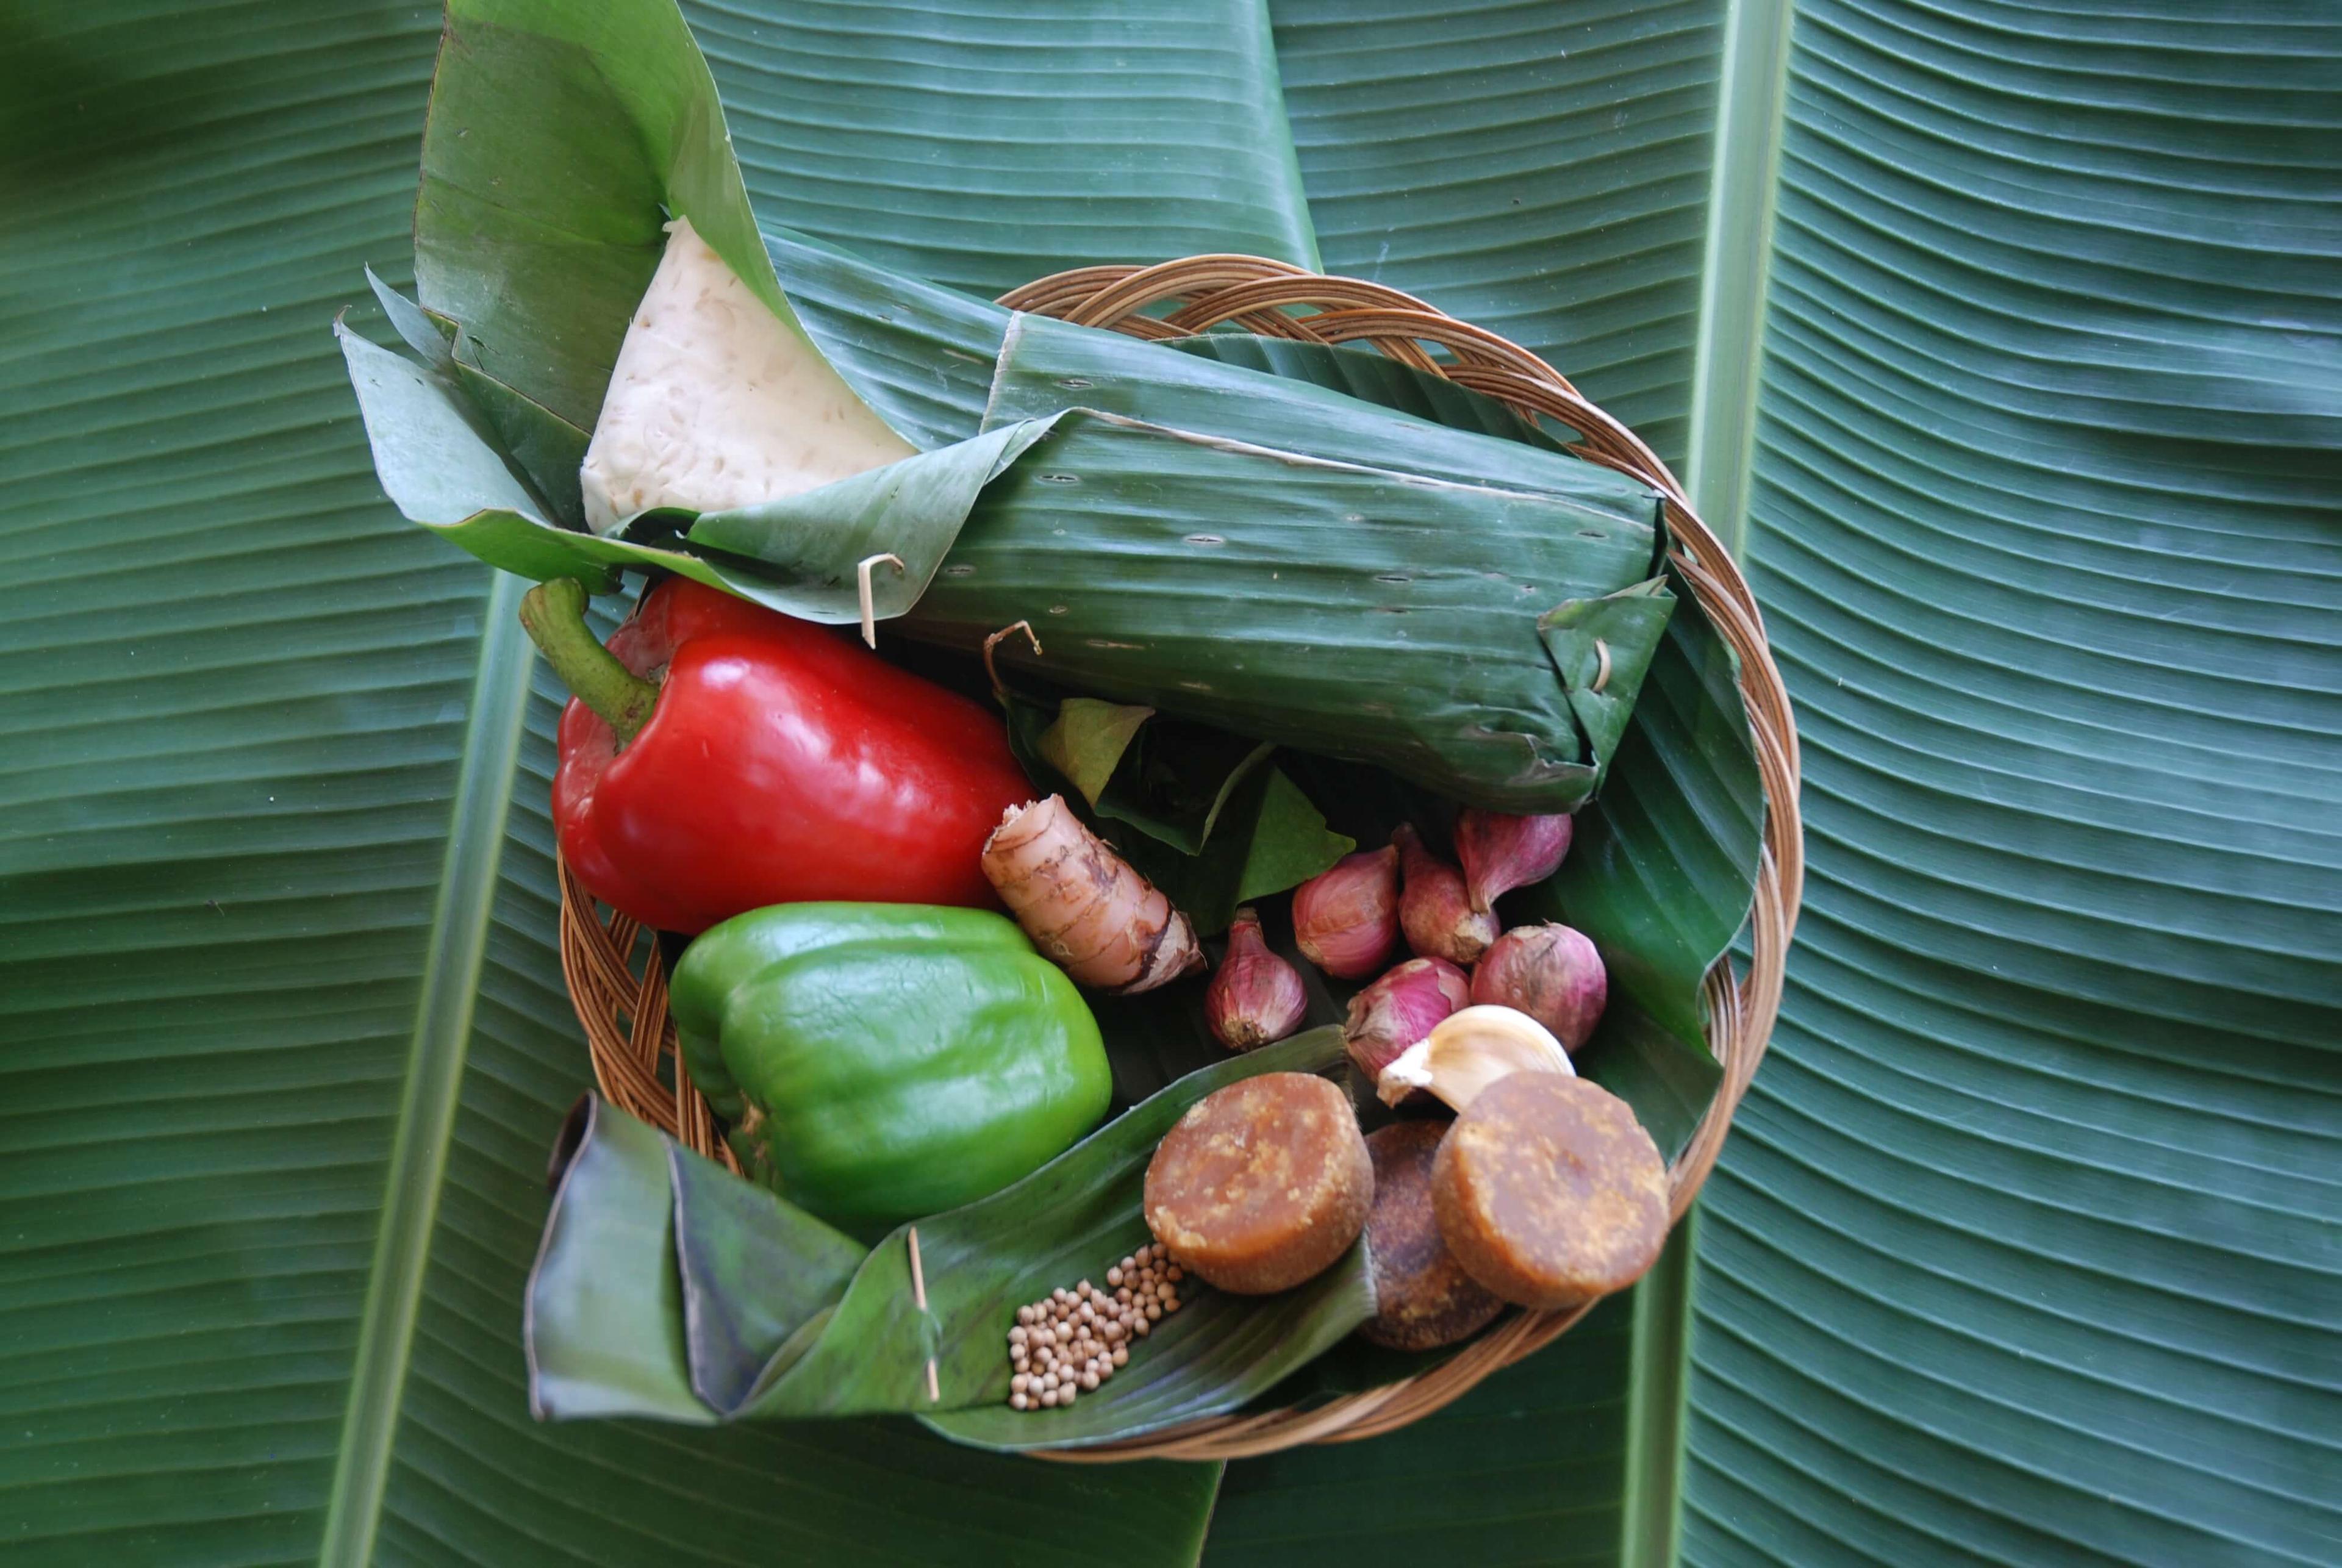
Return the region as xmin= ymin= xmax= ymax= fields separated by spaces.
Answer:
xmin=1394 ymin=823 xmax=1499 ymax=967
xmin=1292 ymin=846 xmax=1400 ymax=979
xmin=1454 ymin=809 xmax=1573 ymax=912
xmin=1342 ymin=956 xmax=1471 ymax=1081
xmin=1470 ymin=922 xmax=1608 ymax=1051
xmin=1206 ymin=908 xmax=1309 ymax=1051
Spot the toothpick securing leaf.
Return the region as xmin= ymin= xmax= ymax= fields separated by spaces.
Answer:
xmin=907 ymin=1226 xmax=939 ymax=1404
xmin=856 ymin=553 xmax=906 ymax=648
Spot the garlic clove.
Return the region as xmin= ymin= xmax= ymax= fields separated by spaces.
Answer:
xmin=1454 ymin=810 xmax=1574 ymax=912
xmin=1292 ymin=845 xmax=1401 ymax=979
xmin=1394 ymin=824 xmax=1500 ymax=967
xmin=1207 ymin=907 xmax=1309 ymax=1051
xmin=1341 ymin=956 xmax=1471 ymax=1080
xmin=1375 ymin=1003 xmax=1574 ymax=1110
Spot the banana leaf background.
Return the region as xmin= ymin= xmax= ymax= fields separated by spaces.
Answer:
xmin=3 ymin=1 xmax=2335 ymax=1564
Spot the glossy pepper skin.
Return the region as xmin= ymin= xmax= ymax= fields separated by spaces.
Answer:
xmin=541 ymin=578 xmax=1033 ymax=934
xmin=671 ymin=902 xmax=1112 ymax=1234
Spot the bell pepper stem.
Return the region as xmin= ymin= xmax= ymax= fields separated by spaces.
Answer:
xmin=518 ymin=579 xmax=659 ymax=746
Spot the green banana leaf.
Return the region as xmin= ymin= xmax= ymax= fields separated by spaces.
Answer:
xmin=888 ymin=413 xmax=1667 ymax=813
xmin=679 ymin=0 xmax=1319 ymax=296
xmin=766 ymin=227 xmax=1012 ymax=449
xmin=984 ymin=313 xmax=1628 ymax=504
xmin=1203 ymin=7 xmax=2342 ymax=1568
xmin=1671 ymin=7 xmax=2342 ymax=1567
xmin=15 ymin=0 xmax=2332 ymax=1561
xmin=1262 ymin=0 xmax=1725 ymax=471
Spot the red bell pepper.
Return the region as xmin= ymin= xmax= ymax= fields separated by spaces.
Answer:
xmin=518 ymin=576 xmax=1033 ymax=934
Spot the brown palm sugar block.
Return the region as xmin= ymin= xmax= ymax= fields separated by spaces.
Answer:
xmin=1357 ymin=1120 xmax=1505 ymax=1351
xmin=1142 ymin=1072 xmax=1373 ymax=1294
xmin=1431 ymin=1072 xmax=1667 ymax=1309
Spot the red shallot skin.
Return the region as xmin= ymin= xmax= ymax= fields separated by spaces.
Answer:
xmin=1454 ymin=810 xmax=1574 ymax=913
xmin=1469 ymin=922 xmax=1608 ymax=1052
xmin=1292 ymin=845 xmax=1401 ymax=979
xmin=1207 ymin=907 xmax=1309 ymax=1051
xmin=1342 ymin=956 xmax=1471 ymax=1081
xmin=1394 ymin=823 xmax=1500 ymax=967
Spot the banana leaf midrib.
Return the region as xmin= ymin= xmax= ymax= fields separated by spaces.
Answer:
xmin=328 ymin=578 xmax=535 ymax=1566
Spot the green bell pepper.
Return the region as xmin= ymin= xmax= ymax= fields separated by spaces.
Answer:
xmin=670 ymin=902 xmax=1112 ymax=1234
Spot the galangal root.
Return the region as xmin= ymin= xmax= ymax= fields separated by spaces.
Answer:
xmin=981 ymin=795 xmax=1205 ymax=993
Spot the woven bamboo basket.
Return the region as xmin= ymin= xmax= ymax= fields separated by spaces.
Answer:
xmin=555 ymin=255 xmax=1804 ymax=1461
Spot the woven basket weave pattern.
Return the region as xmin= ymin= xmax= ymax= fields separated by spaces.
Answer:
xmin=556 ymin=254 xmax=1803 ymax=1461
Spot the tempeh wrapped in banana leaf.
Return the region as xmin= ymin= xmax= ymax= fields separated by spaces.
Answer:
xmin=696 ymin=397 xmax=1669 ymax=814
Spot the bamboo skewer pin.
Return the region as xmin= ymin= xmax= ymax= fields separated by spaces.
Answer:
xmin=857 ymin=553 xmax=906 ymax=648
xmin=908 ymin=1226 xmax=939 ymax=1404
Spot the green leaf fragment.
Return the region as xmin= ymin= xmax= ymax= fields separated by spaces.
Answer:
xmin=364 ymin=266 xmax=456 ymax=368
xmin=669 ymin=1144 xmax=865 ymax=1412
xmin=1539 ymin=576 xmax=1678 ymax=780
xmin=1038 ymin=698 xmax=1157 ymax=808
xmin=523 ymin=1100 xmax=714 ymax=1427
xmin=1236 ymin=771 xmax=1360 ymax=908
xmin=1117 ymin=768 xmax=1356 ymax=938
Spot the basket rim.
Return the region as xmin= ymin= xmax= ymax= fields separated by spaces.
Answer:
xmin=553 ymin=253 xmax=1803 ymax=1464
